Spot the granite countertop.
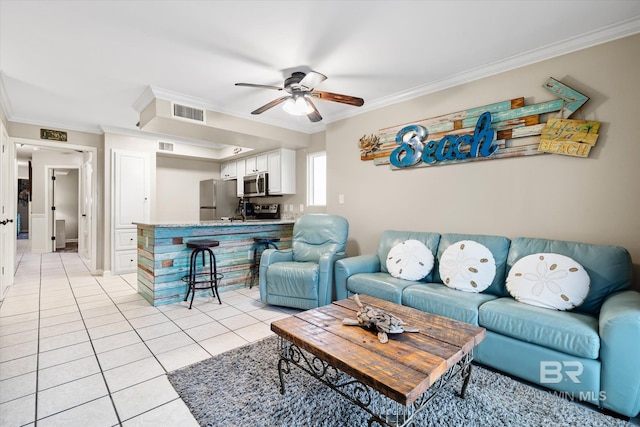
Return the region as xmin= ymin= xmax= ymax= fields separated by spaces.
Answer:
xmin=134 ymin=219 xmax=295 ymax=227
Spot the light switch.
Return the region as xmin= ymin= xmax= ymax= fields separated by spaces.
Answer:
xmin=339 ymin=194 xmax=345 ymax=204
xmin=300 ymin=204 xmax=304 ymax=212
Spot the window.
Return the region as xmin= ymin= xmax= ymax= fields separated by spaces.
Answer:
xmin=307 ymin=151 xmax=326 ymax=206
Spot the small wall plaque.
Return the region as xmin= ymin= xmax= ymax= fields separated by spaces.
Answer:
xmin=40 ymin=129 xmax=67 ymax=142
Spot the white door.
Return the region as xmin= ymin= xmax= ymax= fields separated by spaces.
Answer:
xmin=112 ymin=150 xmax=150 ymax=273
xmin=78 ymin=152 xmax=93 ymax=257
xmin=113 ymin=150 xmax=149 ymax=228
xmin=0 ymin=122 xmax=16 ymax=300
xmin=49 ymin=168 xmax=57 ymax=252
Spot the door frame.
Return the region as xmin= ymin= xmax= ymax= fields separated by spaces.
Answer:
xmin=47 ymin=166 xmax=81 ymax=253
xmin=12 ymin=137 xmax=98 ymax=274
xmin=0 ymin=121 xmax=16 ymax=300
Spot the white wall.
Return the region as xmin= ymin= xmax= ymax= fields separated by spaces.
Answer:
xmin=31 ymin=151 xmax=83 ymax=215
xmin=326 ymin=33 xmax=640 ymax=288
xmin=155 ymin=155 xmax=221 ymax=222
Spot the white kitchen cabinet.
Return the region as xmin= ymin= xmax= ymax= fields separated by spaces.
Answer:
xmin=221 ymin=161 xmax=237 ymax=180
xmin=267 ymin=149 xmax=296 ymax=194
xmin=244 ymin=154 xmax=268 ymax=175
xmin=112 ymin=150 xmax=150 ymax=274
xmin=114 ymin=229 xmax=137 ymax=250
xmin=114 ymin=250 xmax=138 ymax=272
xmin=256 ymin=154 xmax=268 ymax=173
xmin=236 ymin=159 xmax=245 ymax=196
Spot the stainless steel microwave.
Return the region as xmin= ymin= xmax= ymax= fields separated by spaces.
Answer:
xmin=243 ymin=172 xmax=268 ymax=197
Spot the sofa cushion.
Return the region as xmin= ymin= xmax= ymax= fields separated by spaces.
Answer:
xmin=479 ymin=298 xmax=600 ymax=359
xmin=346 ymin=273 xmax=415 ymax=305
xmin=506 ymin=253 xmax=590 ymax=310
xmin=386 ymin=240 xmax=434 ymax=281
xmin=439 ymin=240 xmax=496 ymax=292
xmin=376 ymin=231 xmax=440 ymax=282
xmin=508 ymin=237 xmax=632 ymax=315
xmin=265 ymin=262 xmax=318 ymax=300
xmin=434 ymin=233 xmax=511 ymax=297
xmin=402 ymin=282 xmax=498 ymax=325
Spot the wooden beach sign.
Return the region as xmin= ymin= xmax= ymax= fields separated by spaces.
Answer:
xmin=359 ymin=77 xmax=595 ymax=169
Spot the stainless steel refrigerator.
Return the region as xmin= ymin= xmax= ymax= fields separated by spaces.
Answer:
xmin=199 ymin=179 xmax=238 ymax=220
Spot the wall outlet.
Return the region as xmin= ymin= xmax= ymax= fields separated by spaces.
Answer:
xmin=300 ymin=204 xmax=304 ymax=212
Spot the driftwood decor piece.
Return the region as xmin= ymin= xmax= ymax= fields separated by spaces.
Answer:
xmin=342 ymin=294 xmax=419 ymax=343
xmin=360 ymin=77 xmax=593 ymax=169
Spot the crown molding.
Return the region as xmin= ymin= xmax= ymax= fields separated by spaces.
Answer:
xmin=323 ymin=16 xmax=640 ymax=125
xmin=7 ymin=115 xmax=103 ymax=135
xmin=131 ymin=85 xmax=156 ymax=113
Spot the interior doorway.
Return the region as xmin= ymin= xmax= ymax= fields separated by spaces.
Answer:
xmin=13 ymin=137 xmax=98 ymax=274
xmin=49 ymin=167 xmax=80 ymax=253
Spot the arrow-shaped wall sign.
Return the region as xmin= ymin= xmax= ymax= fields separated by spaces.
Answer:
xmin=359 ymin=77 xmax=591 ymax=168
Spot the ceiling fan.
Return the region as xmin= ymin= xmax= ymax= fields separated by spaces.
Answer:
xmin=235 ymin=71 xmax=364 ymax=122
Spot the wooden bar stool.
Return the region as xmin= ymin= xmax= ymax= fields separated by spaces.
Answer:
xmin=249 ymin=237 xmax=280 ymax=288
xmin=182 ymin=239 xmax=223 ymax=309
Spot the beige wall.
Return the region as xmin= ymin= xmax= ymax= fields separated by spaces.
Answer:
xmin=326 ymin=33 xmax=640 ymax=288
xmin=155 ymin=155 xmax=220 ymax=222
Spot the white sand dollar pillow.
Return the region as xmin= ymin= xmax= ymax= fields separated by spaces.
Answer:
xmin=386 ymin=240 xmax=434 ymax=281
xmin=439 ymin=240 xmax=496 ymax=292
xmin=506 ymin=253 xmax=590 ymax=311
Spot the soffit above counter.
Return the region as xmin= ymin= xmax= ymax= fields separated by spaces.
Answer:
xmin=134 ymin=88 xmax=313 ymax=159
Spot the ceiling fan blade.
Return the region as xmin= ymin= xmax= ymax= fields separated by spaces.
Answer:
xmin=310 ymin=90 xmax=364 ymax=107
xmin=235 ymin=83 xmax=283 ymax=91
xmin=299 ymin=71 xmax=327 ymax=90
xmin=251 ymin=96 xmax=290 ymax=115
xmin=306 ymin=99 xmax=323 ymax=123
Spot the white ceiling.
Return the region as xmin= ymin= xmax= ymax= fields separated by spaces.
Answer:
xmin=2 ymin=1 xmax=640 ymax=148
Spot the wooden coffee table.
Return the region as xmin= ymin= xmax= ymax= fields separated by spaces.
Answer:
xmin=271 ymin=295 xmax=486 ymax=427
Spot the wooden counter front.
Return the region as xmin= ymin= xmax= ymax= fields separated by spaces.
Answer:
xmin=135 ymin=221 xmax=294 ymax=306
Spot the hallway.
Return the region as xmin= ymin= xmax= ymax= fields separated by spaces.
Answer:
xmin=0 ymin=240 xmax=297 ymax=426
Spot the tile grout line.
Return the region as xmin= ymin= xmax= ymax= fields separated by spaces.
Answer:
xmin=35 ymin=253 xmax=125 ymax=426
xmin=5 ymin=241 xmax=287 ymax=426
xmin=33 ymin=252 xmax=42 ymax=427
xmin=66 ymin=256 xmax=126 ymax=426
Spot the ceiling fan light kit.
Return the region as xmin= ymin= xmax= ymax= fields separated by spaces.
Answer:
xmin=282 ymin=96 xmax=313 ymax=116
xmin=235 ymin=70 xmax=364 ymax=122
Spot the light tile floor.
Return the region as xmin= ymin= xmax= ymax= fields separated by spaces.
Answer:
xmin=0 ymin=239 xmax=300 ymax=426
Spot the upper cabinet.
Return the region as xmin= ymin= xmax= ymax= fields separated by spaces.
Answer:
xmin=236 ymin=160 xmax=245 ymax=196
xmin=221 ymin=160 xmax=237 ymax=180
xmin=227 ymin=148 xmax=296 ymax=195
xmin=267 ymin=149 xmax=296 ymax=195
xmin=245 ymin=154 xmax=268 ymax=175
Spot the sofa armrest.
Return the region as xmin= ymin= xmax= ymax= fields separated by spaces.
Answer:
xmin=317 ymin=251 xmax=348 ymax=306
xmin=259 ymin=249 xmax=293 ymax=302
xmin=334 ymin=254 xmax=381 ymax=300
xmin=599 ymin=290 xmax=640 ymax=416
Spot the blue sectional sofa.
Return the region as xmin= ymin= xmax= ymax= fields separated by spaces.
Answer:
xmin=334 ymin=230 xmax=640 ymax=418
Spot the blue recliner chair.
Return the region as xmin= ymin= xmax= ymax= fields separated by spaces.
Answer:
xmin=259 ymin=214 xmax=349 ymax=310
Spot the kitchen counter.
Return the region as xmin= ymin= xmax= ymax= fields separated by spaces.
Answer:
xmin=134 ymin=219 xmax=295 ymax=227
xmin=135 ymin=220 xmax=294 ymax=306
